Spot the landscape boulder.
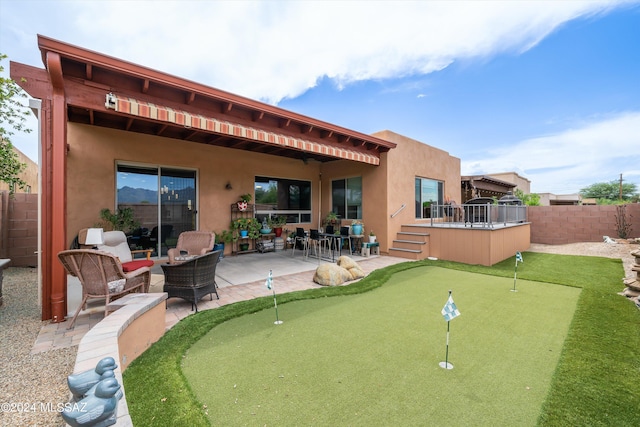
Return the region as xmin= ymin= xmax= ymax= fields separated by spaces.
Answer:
xmin=337 ymin=256 xmax=365 ymax=280
xmin=313 ymin=263 xmax=353 ymax=286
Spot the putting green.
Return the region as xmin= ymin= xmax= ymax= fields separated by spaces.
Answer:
xmin=183 ymin=266 xmax=581 ymax=426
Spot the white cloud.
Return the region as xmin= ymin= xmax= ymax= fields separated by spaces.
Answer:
xmin=461 ymin=111 xmax=640 ymax=194
xmin=61 ymin=0 xmax=622 ymax=103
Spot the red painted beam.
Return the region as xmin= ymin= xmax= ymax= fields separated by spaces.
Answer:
xmin=46 ymin=52 xmax=68 ymax=323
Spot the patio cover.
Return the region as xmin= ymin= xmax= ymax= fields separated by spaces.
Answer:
xmin=106 ymin=94 xmax=380 ymax=165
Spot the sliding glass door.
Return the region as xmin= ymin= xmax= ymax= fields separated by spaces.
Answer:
xmin=117 ymin=164 xmax=196 ymax=257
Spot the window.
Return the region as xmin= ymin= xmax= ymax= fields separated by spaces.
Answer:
xmin=331 ymin=177 xmax=362 ymax=220
xmin=254 ymin=176 xmax=312 ymax=224
xmin=415 ymin=177 xmax=443 ymax=219
xmin=116 ymin=163 xmax=196 ymax=256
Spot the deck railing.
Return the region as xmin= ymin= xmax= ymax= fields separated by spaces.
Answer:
xmin=429 ymin=203 xmax=527 ymax=228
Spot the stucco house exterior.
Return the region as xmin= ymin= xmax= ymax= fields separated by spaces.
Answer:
xmin=11 ymin=36 xmax=528 ymax=322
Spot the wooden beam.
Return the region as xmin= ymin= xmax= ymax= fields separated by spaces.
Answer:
xmin=85 ymin=63 xmax=92 ymax=80
xmin=279 ymin=118 xmax=291 ymax=128
xmin=46 ymin=51 xmax=68 ymax=323
xmin=142 ymin=78 xmax=149 ymax=93
xmin=157 ymin=124 xmax=168 ymax=135
xmin=185 ymin=129 xmax=200 ymax=140
xmin=89 ymin=109 xmax=94 ymax=125
xmin=252 ymin=111 xmax=264 ymax=122
xmin=301 ymin=124 xmax=313 ymax=134
xmin=186 ymin=91 xmax=195 ymax=105
xmin=126 ymin=117 xmax=134 ymax=131
xmin=222 ymin=102 xmax=233 ymax=113
xmin=320 ymin=130 xmax=333 ymax=139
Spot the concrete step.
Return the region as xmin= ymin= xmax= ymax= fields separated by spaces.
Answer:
xmin=388 ymin=247 xmax=422 ymax=260
xmin=392 ymin=239 xmax=427 ymax=251
xmin=397 ymin=231 xmax=429 ymax=242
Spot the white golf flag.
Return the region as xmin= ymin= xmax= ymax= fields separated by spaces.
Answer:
xmin=441 ymin=295 xmax=461 ymax=322
xmin=265 ymin=270 xmax=273 ymax=290
xmin=516 ymin=251 xmax=523 ymax=265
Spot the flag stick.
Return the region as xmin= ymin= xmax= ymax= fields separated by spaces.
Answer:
xmin=512 ymin=262 xmax=519 ymax=292
xmin=272 ymin=287 xmax=282 ymax=325
xmin=445 ymin=320 xmax=450 ymax=365
xmin=266 ymin=269 xmax=283 ymax=325
xmin=439 ymin=290 xmax=455 ymax=370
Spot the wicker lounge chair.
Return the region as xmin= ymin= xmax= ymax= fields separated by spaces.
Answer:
xmin=161 ymin=250 xmax=221 ymax=312
xmin=167 ymin=231 xmax=216 ymax=264
xmin=58 ymin=249 xmax=151 ymax=329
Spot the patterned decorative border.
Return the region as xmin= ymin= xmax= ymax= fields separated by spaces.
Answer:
xmin=106 ymin=94 xmax=379 ymax=165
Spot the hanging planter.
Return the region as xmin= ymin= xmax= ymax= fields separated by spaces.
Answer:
xmin=237 ymin=193 xmax=252 ymax=211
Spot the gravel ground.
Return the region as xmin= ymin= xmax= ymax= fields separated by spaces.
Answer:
xmin=0 ymin=267 xmax=75 ymax=427
xmin=0 ymin=242 xmax=637 ymax=426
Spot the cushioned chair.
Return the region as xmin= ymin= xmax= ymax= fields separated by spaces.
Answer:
xmin=167 ymin=231 xmax=216 ymax=264
xmin=58 ymin=249 xmax=151 ymax=328
xmin=161 ymin=250 xmax=221 ymax=312
xmin=94 ymin=230 xmax=155 ymax=273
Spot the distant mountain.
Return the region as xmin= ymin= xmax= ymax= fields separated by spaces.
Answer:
xmin=117 ymin=186 xmax=157 ymax=204
xmin=117 ymin=186 xmax=196 ymax=204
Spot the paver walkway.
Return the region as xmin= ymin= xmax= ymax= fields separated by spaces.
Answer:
xmin=32 ymin=255 xmax=409 ymax=353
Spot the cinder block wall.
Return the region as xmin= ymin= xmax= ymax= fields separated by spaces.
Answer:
xmin=529 ymin=204 xmax=640 ymax=244
xmin=6 ymin=193 xmax=38 ymax=267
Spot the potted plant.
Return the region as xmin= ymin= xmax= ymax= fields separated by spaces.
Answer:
xmin=237 ymin=193 xmax=252 ymax=211
xmin=324 ymin=211 xmax=340 ymax=228
xmin=351 ymin=220 xmax=364 ymax=236
xmin=213 ymin=230 xmax=233 ymax=258
xmin=268 ymin=215 xmax=287 ymax=237
xmin=231 ymin=218 xmax=261 ymax=240
xmin=368 ymin=229 xmax=376 ymax=243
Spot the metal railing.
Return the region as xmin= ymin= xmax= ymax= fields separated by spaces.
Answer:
xmin=391 ymin=204 xmax=406 ymax=218
xmin=429 ymin=203 xmax=527 ymax=228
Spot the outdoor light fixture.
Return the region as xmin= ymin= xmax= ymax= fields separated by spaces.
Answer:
xmin=225 ymin=181 xmax=232 ymax=190
xmin=105 ymin=93 xmax=116 ymax=109
xmin=84 ymin=228 xmax=104 ymax=248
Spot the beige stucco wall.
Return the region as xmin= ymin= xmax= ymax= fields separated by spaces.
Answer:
xmin=0 ymin=144 xmax=38 ymax=193
xmin=371 ymin=130 xmax=461 ymax=251
xmin=66 ymin=124 xmax=461 ymax=256
xmin=488 ymin=172 xmax=531 ymax=194
xmin=66 ymin=123 xmax=320 ymax=246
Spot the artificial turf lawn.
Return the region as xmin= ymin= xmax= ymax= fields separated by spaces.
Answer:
xmin=182 ymin=267 xmax=580 ymax=426
xmin=124 ymin=253 xmax=640 ymax=426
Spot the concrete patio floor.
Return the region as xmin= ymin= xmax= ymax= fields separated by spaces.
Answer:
xmin=32 ymin=250 xmax=409 ymax=353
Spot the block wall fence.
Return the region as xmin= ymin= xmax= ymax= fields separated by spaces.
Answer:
xmin=528 ymin=204 xmax=640 ymax=244
xmin=0 ymin=191 xmax=38 ymax=267
xmin=1 ymin=191 xmax=638 ymax=266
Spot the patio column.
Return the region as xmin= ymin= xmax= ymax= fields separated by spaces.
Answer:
xmin=46 ymin=52 xmax=67 ymax=323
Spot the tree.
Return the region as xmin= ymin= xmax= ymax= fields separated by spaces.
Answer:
xmin=579 ymin=180 xmax=638 ymax=201
xmin=0 ymin=53 xmax=30 ymax=194
xmin=514 ymin=189 xmax=541 ymax=206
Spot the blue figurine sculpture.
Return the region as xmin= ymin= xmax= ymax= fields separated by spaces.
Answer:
xmin=80 ymin=370 xmax=122 ymax=402
xmin=67 ymin=357 xmax=118 ymax=401
xmin=61 ymin=377 xmax=121 ymax=427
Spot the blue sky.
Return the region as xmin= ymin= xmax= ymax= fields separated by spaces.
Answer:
xmin=1 ymin=0 xmax=639 ymax=194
